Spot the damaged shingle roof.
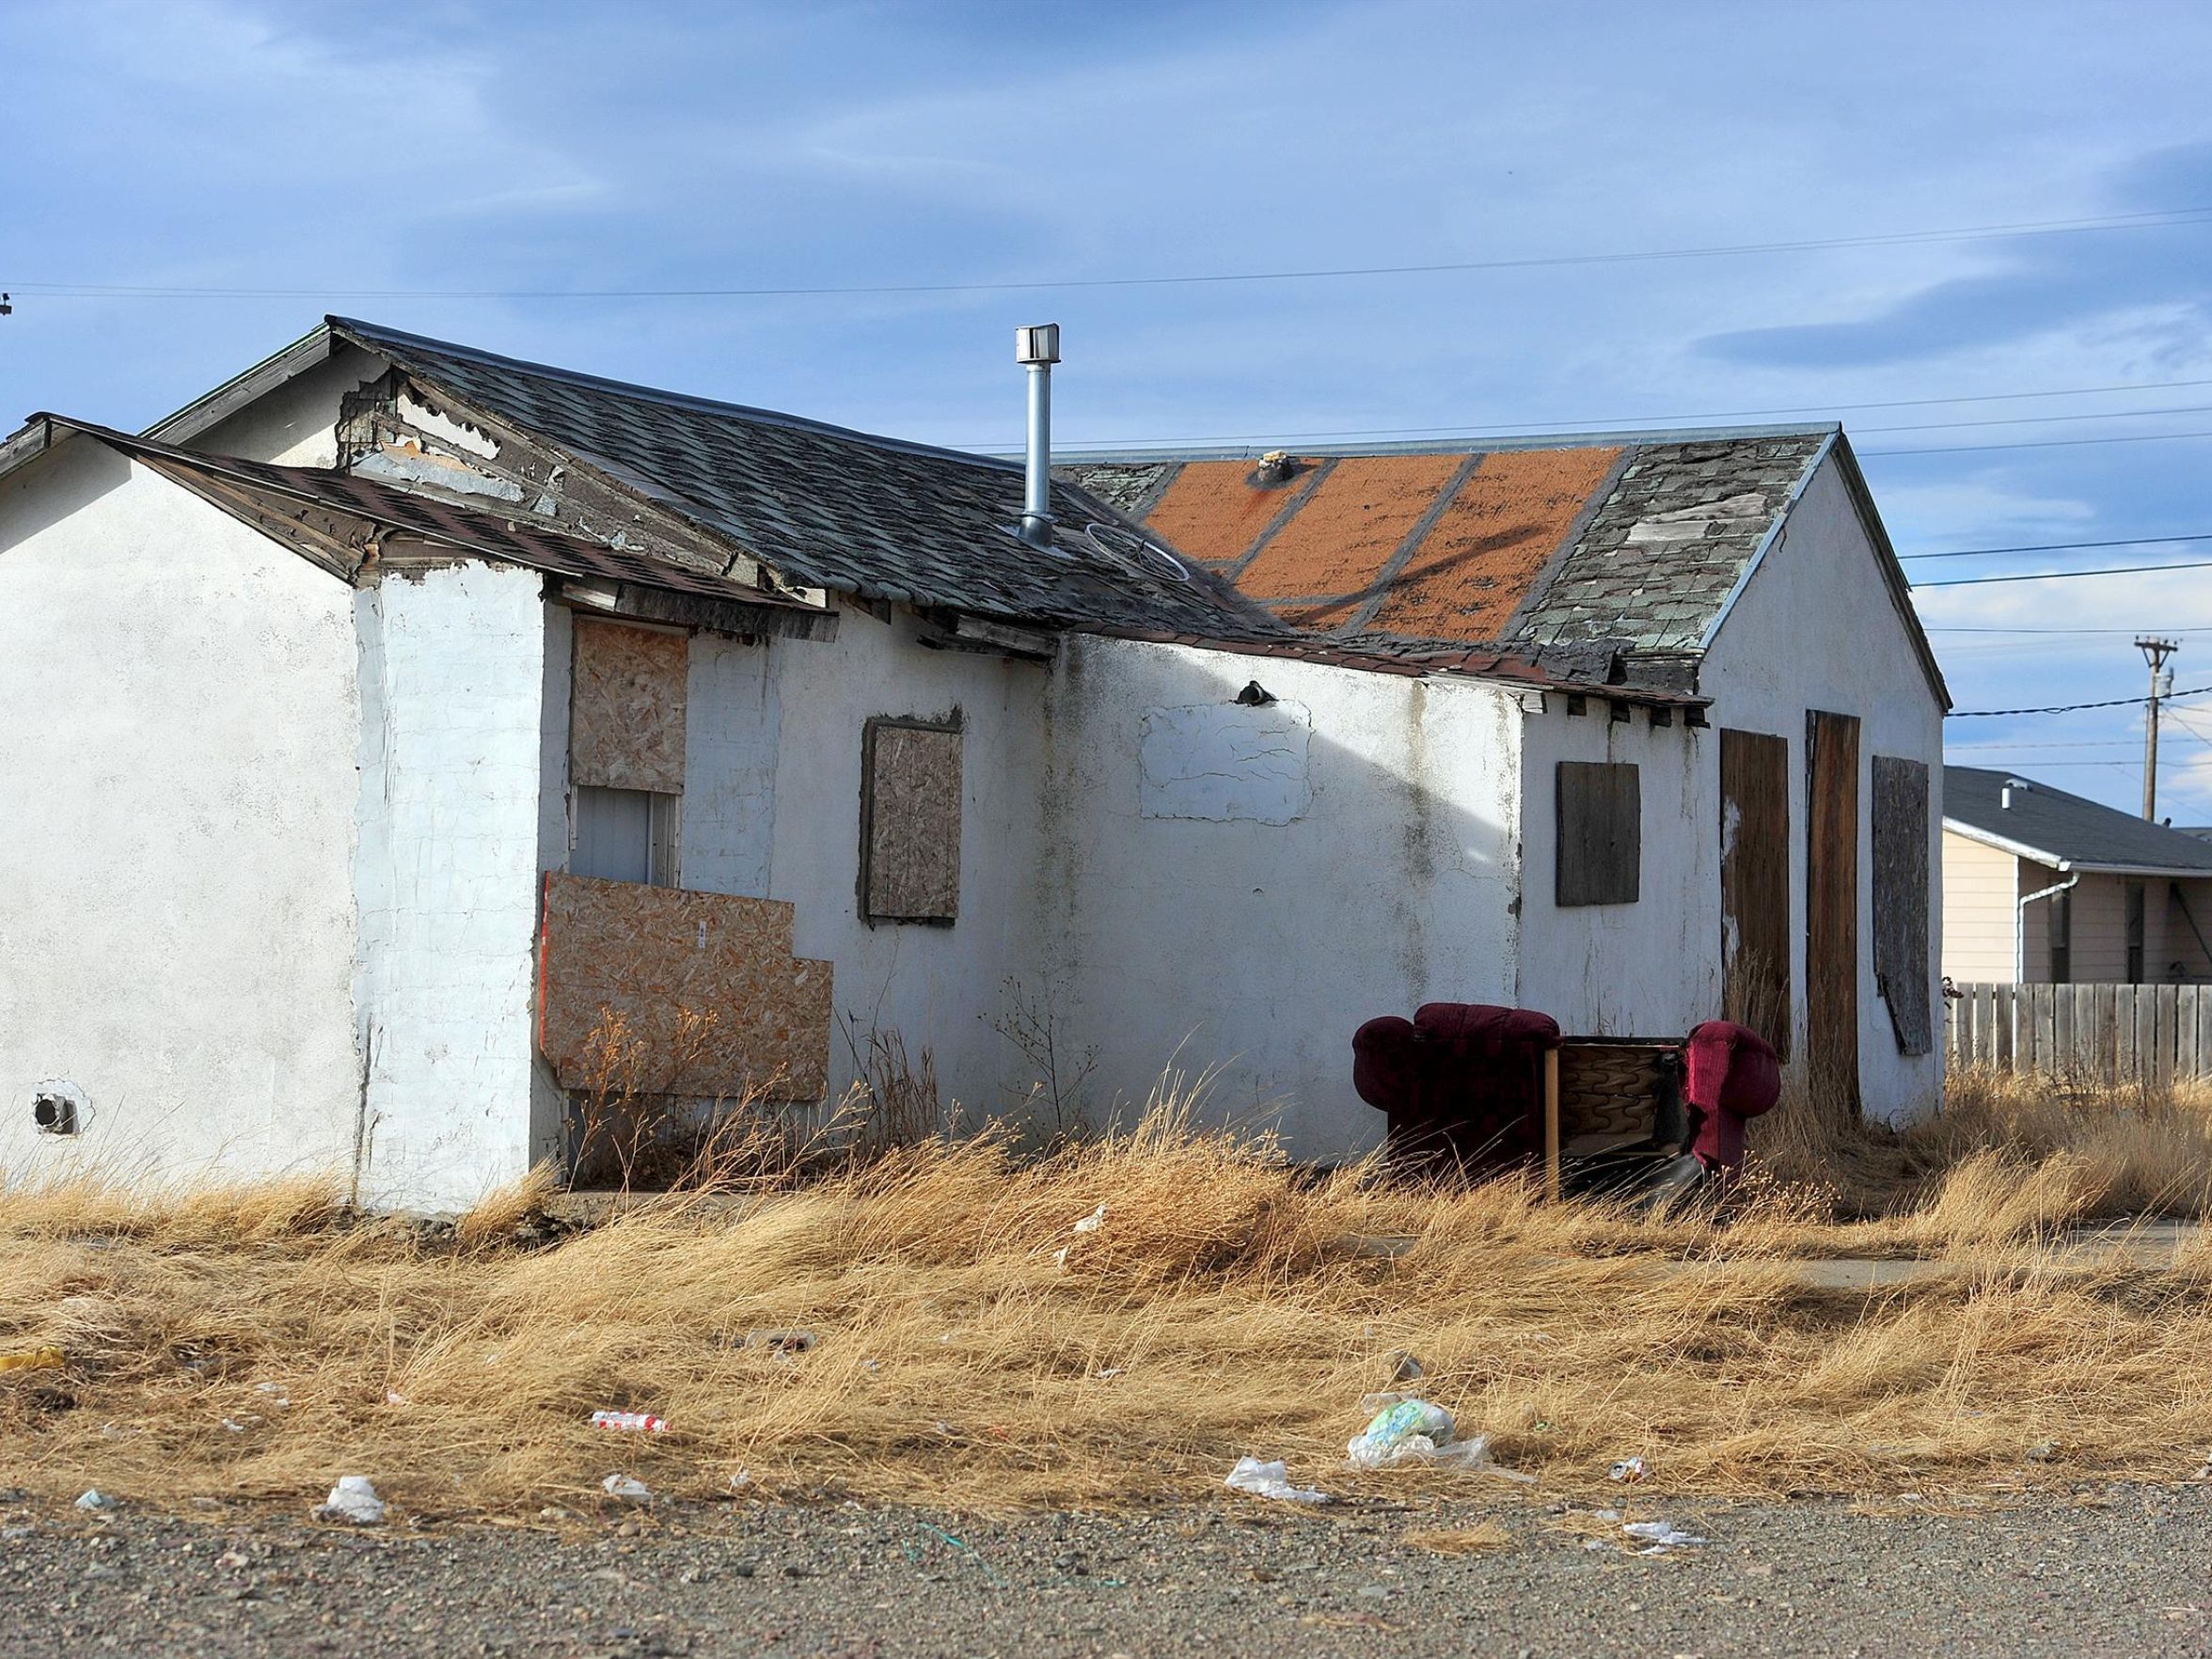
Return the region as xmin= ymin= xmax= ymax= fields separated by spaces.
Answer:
xmin=1060 ymin=431 xmax=1833 ymax=656
xmin=325 ymin=318 xmax=1288 ymax=644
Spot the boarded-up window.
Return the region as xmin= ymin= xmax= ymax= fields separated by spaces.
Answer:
xmin=1556 ymin=762 xmax=1640 ymax=907
xmin=861 ymin=718 xmax=962 ymax=924
xmin=1872 ymin=755 xmax=1932 ymax=1056
xmin=1720 ymin=728 xmax=1793 ymax=1058
xmin=571 ymin=618 xmax=687 ymax=794
xmin=1806 ymin=710 xmax=1862 ymax=1117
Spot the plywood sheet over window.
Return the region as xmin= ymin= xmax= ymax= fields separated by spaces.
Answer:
xmin=538 ymin=874 xmax=830 ymax=1101
xmin=1872 ymin=755 xmax=1933 ymax=1056
xmin=1806 ymin=710 xmax=1862 ymax=1116
xmin=861 ymin=718 xmax=962 ymax=924
xmin=1720 ymin=728 xmax=1793 ymax=1059
xmin=571 ymin=618 xmax=688 ymax=793
xmin=1556 ymin=761 xmax=1640 ymax=907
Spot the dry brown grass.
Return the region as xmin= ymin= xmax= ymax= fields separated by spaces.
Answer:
xmin=1400 ymin=1520 xmax=1512 ymax=1555
xmin=7 ymin=1070 xmax=2212 ymax=1518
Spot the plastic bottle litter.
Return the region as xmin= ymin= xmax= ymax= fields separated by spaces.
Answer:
xmin=73 ymin=1490 xmax=115 ymax=1512
xmin=1224 ymin=1456 xmax=1330 ymax=1505
xmin=591 ymin=1411 xmax=669 ymax=1433
xmin=602 ymin=1474 xmax=653 ymax=1502
xmin=1608 ymin=1456 xmax=1650 ymax=1483
xmin=314 ymin=1477 xmax=386 ymax=1525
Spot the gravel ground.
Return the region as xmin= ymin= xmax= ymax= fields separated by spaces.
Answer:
xmin=2 ymin=1483 xmax=2207 ymax=1657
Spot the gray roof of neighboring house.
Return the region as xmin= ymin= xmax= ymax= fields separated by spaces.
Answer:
xmin=1944 ymin=766 xmax=2212 ymax=875
xmin=324 ymin=318 xmax=1289 ymax=644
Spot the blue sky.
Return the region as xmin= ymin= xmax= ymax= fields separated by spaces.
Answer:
xmin=8 ymin=0 xmax=2212 ymax=816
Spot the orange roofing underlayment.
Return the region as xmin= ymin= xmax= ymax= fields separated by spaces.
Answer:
xmin=1118 ymin=445 xmax=1626 ymax=645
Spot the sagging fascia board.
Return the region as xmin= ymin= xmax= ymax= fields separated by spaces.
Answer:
xmin=554 ymin=577 xmax=837 ymax=643
xmin=918 ymin=611 xmax=1059 ymax=661
xmin=140 ymin=322 xmax=338 ymax=446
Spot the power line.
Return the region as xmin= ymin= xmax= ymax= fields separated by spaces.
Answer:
xmin=8 ymin=206 xmax=2212 ymax=302
xmin=1903 ymin=531 xmax=2212 ymax=562
xmin=1951 ymin=685 xmax=2212 ymax=718
xmin=1924 ymin=623 xmax=2212 ymax=634
xmin=1865 ymin=426 xmax=2212 ymax=458
xmin=1914 ymin=558 xmax=2212 ymax=589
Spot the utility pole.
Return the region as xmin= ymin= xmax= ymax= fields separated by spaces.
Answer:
xmin=2139 ymin=636 xmax=2179 ymax=820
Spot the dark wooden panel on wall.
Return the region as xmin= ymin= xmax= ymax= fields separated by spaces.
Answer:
xmin=1806 ymin=710 xmax=1863 ymax=1118
xmin=1719 ymin=728 xmax=1793 ymax=1059
xmin=1872 ymin=754 xmax=1934 ymax=1057
xmin=1556 ymin=762 xmax=1641 ymax=907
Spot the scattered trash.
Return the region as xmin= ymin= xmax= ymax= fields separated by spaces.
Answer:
xmin=2026 ymin=1440 xmax=2060 ymax=1462
xmin=0 ymin=1348 xmax=64 ymax=1376
xmin=727 ymin=1469 xmax=752 ymax=1493
xmin=914 ymin=1519 xmax=1010 ymax=1586
xmin=254 ymin=1383 xmax=291 ymax=1408
xmin=1225 ymin=1456 xmax=1331 ymax=1505
xmin=384 ymin=1390 xmax=409 ymax=1407
xmin=1072 ymin=1203 xmax=1107 ymax=1234
xmin=591 ymin=1412 xmax=669 ymax=1434
xmin=1097 ymin=1367 xmax=1126 ymax=1380
xmin=1386 ymin=1351 xmax=1425 ymax=1384
xmin=315 ymin=1477 xmax=386 ymax=1525
xmin=1621 ymin=1520 xmax=1707 ymax=1554
xmin=860 ymin=1360 xmax=882 ymax=1374
xmin=1052 ymin=1246 xmax=1072 ymax=1270
xmin=74 ymin=1490 xmax=115 ymax=1512
xmin=220 ymin=1418 xmax=248 ymax=1433
xmin=738 ymin=1329 xmax=816 ymax=1353
xmin=1608 ymin=1457 xmax=1650 ymax=1483
xmin=1532 ymin=1420 xmax=1555 ymax=1433
xmin=1348 ymin=1398 xmax=1456 ymax=1469
xmin=601 ymin=1475 xmax=652 ymax=1503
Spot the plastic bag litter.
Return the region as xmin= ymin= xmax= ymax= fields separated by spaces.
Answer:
xmin=1224 ymin=1456 xmax=1330 ymax=1505
xmin=1345 ymin=1398 xmax=1536 ymax=1481
xmin=1621 ymin=1520 xmax=1706 ymax=1554
xmin=73 ymin=1491 xmax=115 ymax=1512
xmin=1608 ymin=1456 xmax=1650 ymax=1483
xmin=601 ymin=1474 xmax=652 ymax=1502
xmin=1072 ymin=1203 xmax=1106 ymax=1234
xmin=315 ymin=1477 xmax=386 ymax=1525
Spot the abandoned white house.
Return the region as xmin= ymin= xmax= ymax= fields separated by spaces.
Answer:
xmin=0 ymin=319 xmax=1948 ymax=1208
xmin=1942 ymin=766 xmax=2212 ymax=985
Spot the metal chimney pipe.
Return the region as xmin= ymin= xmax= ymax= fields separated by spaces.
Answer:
xmin=1015 ymin=324 xmax=1061 ymax=548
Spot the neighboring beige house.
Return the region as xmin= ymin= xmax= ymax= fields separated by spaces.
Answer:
xmin=1943 ymin=766 xmax=2212 ymax=985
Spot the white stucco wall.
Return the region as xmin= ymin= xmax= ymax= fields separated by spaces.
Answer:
xmin=1035 ymin=638 xmax=1525 ymax=1157
xmin=1516 ymin=706 xmax=1715 ymax=1037
xmin=185 ymin=343 xmax=389 ymax=467
xmin=0 ymin=446 xmax=363 ymax=1183
xmin=353 ymin=560 xmax=550 ymax=1209
xmin=1699 ymin=454 xmax=1949 ymax=1122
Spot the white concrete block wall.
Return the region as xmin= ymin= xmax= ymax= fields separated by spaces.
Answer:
xmin=352 ymin=561 xmax=550 ymax=1208
xmin=0 ymin=446 xmax=364 ymax=1183
xmin=1035 ymin=638 xmax=1524 ymax=1157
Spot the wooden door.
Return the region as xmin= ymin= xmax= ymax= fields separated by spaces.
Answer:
xmin=1806 ymin=710 xmax=1862 ymax=1118
xmin=1719 ymin=729 xmax=1792 ymax=1057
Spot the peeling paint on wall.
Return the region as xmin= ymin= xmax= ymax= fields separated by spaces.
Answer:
xmin=1138 ymin=701 xmax=1314 ymax=824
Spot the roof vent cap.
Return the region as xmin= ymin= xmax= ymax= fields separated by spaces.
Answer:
xmin=2002 ymin=779 xmax=2030 ymax=809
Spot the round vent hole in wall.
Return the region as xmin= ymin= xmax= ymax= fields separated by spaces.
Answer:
xmin=32 ymin=1079 xmax=87 ymax=1136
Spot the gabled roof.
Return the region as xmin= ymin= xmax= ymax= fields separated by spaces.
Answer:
xmin=1944 ymin=766 xmax=2212 ymax=877
xmin=26 ymin=418 xmax=833 ymax=638
xmin=319 ymin=318 xmax=1288 ymax=645
xmin=1062 ymin=428 xmax=1949 ymax=706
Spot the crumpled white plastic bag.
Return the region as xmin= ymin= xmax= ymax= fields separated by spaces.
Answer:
xmin=315 ymin=1477 xmax=386 ymax=1525
xmin=1224 ymin=1456 xmax=1330 ymax=1505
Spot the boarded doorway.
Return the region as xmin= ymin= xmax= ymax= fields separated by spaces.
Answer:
xmin=1806 ymin=710 xmax=1861 ymax=1118
xmin=1719 ymin=729 xmax=1792 ymax=1057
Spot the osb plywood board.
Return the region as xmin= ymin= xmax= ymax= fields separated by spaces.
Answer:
xmin=572 ymin=618 xmax=688 ymax=793
xmin=538 ymin=873 xmax=830 ymax=1101
xmin=1368 ymin=447 xmax=1622 ymax=640
xmin=863 ymin=721 xmax=962 ymax=922
xmin=1237 ymin=453 xmax=1464 ymax=601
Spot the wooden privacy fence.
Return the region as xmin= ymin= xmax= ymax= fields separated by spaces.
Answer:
xmin=1945 ymin=982 xmax=2212 ymax=1085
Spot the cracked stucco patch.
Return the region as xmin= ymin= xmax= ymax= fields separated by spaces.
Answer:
xmin=1138 ymin=702 xmax=1313 ymax=824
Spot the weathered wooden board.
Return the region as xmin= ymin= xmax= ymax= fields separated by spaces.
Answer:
xmin=1719 ymin=729 xmax=1792 ymax=1058
xmin=537 ymin=873 xmax=830 ymax=1101
xmin=861 ymin=719 xmax=963 ymax=923
xmin=1556 ymin=761 xmax=1641 ymax=908
xmin=1871 ymin=755 xmax=1932 ymax=1056
xmin=1806 ymin=710 xmax=1862 ymax=1117
xmin=571 ymin=619 xmax=688 ymax=793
